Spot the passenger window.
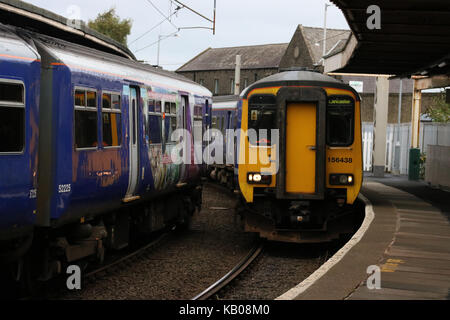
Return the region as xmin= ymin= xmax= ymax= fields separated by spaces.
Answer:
xmin=164 ymin=102 xmax=177 ymax=143
xmin=326 ymin=96 xmax=355 ymax=147
xmin=102 ymin=93 xmax=121 ymax=147
xmin=0 ymin=82 xmax=25 ymax=153
xmin=248 ymin=94 xmax=277 ymax=146
xmin=74 ymin=88 xmax=98 ymax=149
xmin=0 ymin=82 xmax=24 ymax=103
xmin=148 ymin=99 xmax=162 ymax=144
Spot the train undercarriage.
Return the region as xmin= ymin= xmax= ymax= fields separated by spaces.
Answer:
xmin=238 ymin=194 xmax=364 ymax=243
xmin=0 ymin=185 xmax=202 ymax=294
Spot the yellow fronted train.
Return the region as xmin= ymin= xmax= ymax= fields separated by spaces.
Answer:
xmin=210 ymin=69 xmax=363 ymax=243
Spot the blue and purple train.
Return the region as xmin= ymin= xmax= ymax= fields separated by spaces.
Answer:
xmin=0 ymin=23 xmax=212 ymax=281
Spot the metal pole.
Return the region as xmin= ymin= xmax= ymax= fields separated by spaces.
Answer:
xmin=393 ymin=79 xmax=403 ymax=175
xmin=234 ymin=55 xmax=241 ymax=95
xmin=323 ymin=4 xmax=330 ymax=60
xmin=157 ymin=35 xmax=161 ymax=66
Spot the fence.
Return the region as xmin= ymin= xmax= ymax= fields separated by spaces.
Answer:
xmin=362 ymin=122 xmax=450 ymax=174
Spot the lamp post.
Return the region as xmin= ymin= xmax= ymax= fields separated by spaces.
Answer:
xmin=156 ymin=32 xmax=178 ymax=67
xmin=323 ymin=3 xmax=331 ymax=63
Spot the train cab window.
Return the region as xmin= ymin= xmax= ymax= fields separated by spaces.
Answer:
xmin=326 ymin=96 xmax=355 ymax=147
xmin=148 ymin=99 xmax=162 ymax=144
xmin=102 ymin=93 xmax=122 ymax=147
xmin=248 ymin=94 xmax=277 ymax=146
xmin=164 ymin=102 xmax=177 ymax=143
xmin=74 ymin=89 xmax=98 ymax=149
xmin=0 ymin=82 xmax=25 ymax=153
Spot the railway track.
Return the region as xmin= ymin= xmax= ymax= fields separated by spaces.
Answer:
xmin=192 ymin=241 xmax=264 ymax=300
xmin=83 ymin=231 xmax=171 ymax=281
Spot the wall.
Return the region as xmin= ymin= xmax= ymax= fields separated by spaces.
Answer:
xmin=425 ymin=145 xmax=450 ymax=190
xmin=360 ymin=92 xmax=437 ymax=123
xmin=362 ymin=122 xmax=450 ymax=174
xmin=178 ymin=68 xmax=278 ymax=96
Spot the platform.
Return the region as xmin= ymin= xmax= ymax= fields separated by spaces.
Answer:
xmin=285 ymin=175 xmax=450 ymax=300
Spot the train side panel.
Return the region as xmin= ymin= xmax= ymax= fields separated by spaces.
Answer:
xmin=0 ymin=26 xmax=40 ymax=242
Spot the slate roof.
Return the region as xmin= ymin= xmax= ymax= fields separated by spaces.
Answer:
xmin=301 ymin=26 xmax=351 ymax=63
xmin=177 ymin=25 xmax=351 ymax=72
xmin=177 ymin=43 xmax=289 ymax=72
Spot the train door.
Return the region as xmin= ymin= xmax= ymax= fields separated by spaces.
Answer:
xmin=126 ymin=87 xmax=139 ymax=197
xmin=285 ymin=103 xmax=317 ymax=194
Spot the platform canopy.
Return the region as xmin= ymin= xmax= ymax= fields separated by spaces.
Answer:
xmin=0 ymin=0 xmax=135 ymax=60
xmin=325 ymin=0 xmax=450 ymax=79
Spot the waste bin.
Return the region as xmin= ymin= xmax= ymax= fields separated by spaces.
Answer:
xmin=408 ymin=148 xmax=421 ymax=180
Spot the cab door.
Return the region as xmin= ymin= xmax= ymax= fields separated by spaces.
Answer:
xmin=126 ymin=87 xmax=139 ymax=197
xmin=286 ymin=103 xmax=317 ymax=193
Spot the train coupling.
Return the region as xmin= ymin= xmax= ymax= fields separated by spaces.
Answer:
xmin=288 ymin=201 xmax=311 ymax=224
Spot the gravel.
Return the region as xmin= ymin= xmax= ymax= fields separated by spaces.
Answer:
xmin=57 ymin=183 xmax=255 ymax=300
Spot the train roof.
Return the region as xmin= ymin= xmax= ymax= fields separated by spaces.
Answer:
xmin=241 ymin=70 xmax=360 ymax=100
xmin=32 ymin=31 xmax=211 ymax=97
xmin=0 ymin=0 xmax=135 ymax=60
xmin=0 ymin=23 xmax=39 ymax=63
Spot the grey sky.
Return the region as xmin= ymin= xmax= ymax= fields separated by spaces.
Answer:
xmin=23 ymin=0 xmax=350 ymax=70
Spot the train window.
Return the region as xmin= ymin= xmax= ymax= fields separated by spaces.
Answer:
xmin=0 ymin=107 xmax=24 ymax=153
xmin=170 ymin=102 xmax=177 ymax=115
xmin=164 ymin=102 xmax=170 ymax=114
xmin=148 ymin=100 xmax=162 ymax=144
xmin=155 ymin=100 xmax=161 ymax=113
xmin=0 ymin=81 xmax=25 ymax=153
xmin=111 ymin=94 xmax=120 ymax=110
xmin=149 ymin=115 xmax=162 ymax=144
xmin=212 ymin=116 xmax=218 ymax=129
xmin=75 ymin=90 xmax=86 ymax=107
xmin=148 ymin=99 xmax=155 ymax=112
xmin=0 ymin=82 xmax=24 ymax=103
xmin=74 ymin=88 xmax=98 ymax=149
xmin=75 ymin=111 xmax=98 ymax=148
xmin=87 ymin=91 xmax=97 ymax=108
xmin=248 ymin=95 xmax=277 ymax=145
xmin=102 ymin=93 xmax=121 ymax=147
xmin=194 ymin=106 xmax=202 ymax=119
xmin=164 ymin=115 xmax=177 ymax=143
xmin=326 ymin=96 xmax=355 ymax=147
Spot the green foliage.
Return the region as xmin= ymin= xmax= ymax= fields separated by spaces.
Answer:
xmin=425 ymin=91 xmax=450 ymax=123
xmin=88 ymin=8 xmax=132 ymax=45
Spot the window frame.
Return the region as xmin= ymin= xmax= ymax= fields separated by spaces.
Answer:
xmin=326 ymin=95 xmax=355 ymax=147
xmin=164 ymin=101 xmax=178 ymax=144
xmin=101 ymin=90 xmax=122 ymax=149
xmin=148 ymin=99 xmax=163 ymax=145
xmin=74 ymin=86 xmax=98 ymax=151
xmin=214 ymin=79 xmax=219 ymax=95
xmin=0 ymin=79 xmax=26 ymax=155
xmin=247 ymin=94 xmax=277 ymax=147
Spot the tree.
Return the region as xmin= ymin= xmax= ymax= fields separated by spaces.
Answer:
xmin=425 ymin=91 xmax=450 ymax=123
xmin=88 ymin=8 xmax=132 ymax=45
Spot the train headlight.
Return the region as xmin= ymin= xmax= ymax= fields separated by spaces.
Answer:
xmin=330 ymin=174 xmax=354 ymax=186
xmin=247 ymin=173 xmax=271 ymax=185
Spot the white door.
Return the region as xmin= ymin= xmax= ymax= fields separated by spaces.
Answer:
xmin=126 ymin=87 xmax=139 ymax=196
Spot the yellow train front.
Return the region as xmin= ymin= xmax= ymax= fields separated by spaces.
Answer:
xmin=236 ymin=70 xmax=363 ymax=243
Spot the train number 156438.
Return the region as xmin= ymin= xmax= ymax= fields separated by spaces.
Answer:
xmin=328 ymin=157 xmax=353 ymax=164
